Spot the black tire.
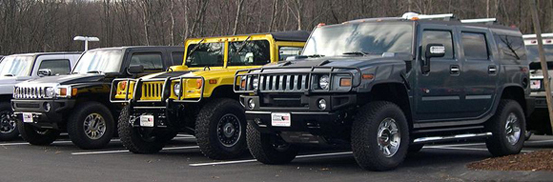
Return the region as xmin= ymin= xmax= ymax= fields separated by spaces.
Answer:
xmin=247 ymin=123 xmax=299 ymax=164
xmin=118 ymin=105 xmax=165 ymax=154
xmin=17 ymin=119 xmax=59 ymax=145
xmin=196 ymin=98 xmax=247 ymax=160
xmin=351 ymin=101 xmax=409 ymax=171
xmin=67 ymin=102 xmax=115 ymax=149
xmin=485 ymin=99 xmax=526 ymax=156
xmin=408 ymin=144 xmax=424 ymax=154
xmin=0 ymin=102 xmax=19 ymax=141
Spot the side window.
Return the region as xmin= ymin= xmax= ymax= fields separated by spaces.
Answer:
xmin=422 ymin=30 xmax=454 ymax=59
xmin=279 ymin=46 xmax=303 ymax=61
xmin=130 ymin=53 xmax=164 ymax=69
xmin=38 ymin=59 xmax=71 ymax=75
xmin=462 ymin=32 xmax=489 ymax=60
xmin=172 ymin=51 xmax=184 ymax=65
xmin=494 ymin=34 xmax=526 ymax=60
xmin=228 ymin=40 xmax=271 ymax=66
xmin=185 ymin=43 xmax=224 ymax=67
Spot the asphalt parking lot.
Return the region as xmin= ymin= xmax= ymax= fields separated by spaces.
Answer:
xmin=1 ymin=134 xmax=553 ymax=182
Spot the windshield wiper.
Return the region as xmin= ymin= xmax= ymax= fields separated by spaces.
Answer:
xmin=187 ymin=38 xmax=206 ymax=57
xmin=228 ymin=36 xmax=253 ymax=63
xmin=342 ymin=51 xmax=368 ymax=56
xmin=87 ymin=70 xmax=102 ymax=74
xmin=305 ymin=54 xmax=325 ymax=58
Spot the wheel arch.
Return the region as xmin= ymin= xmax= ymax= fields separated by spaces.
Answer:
xmin=498 ymin=85 xmax=527 ymax=116
xmin=364 ymin=82 xmax=413 ymax=129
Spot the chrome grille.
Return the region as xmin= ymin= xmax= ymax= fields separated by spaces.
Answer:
xmin=14 ymin=86 xmax=47 ymax=99
xmin=254 ymin=74 xmax=309 ymax=92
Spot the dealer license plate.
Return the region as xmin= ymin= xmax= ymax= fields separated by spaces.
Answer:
xmin=139 ymin=115 xmax=155 ymax=127
xmin=23 ymin=113 xmax=33 ymax=123
xmin=531 ymin=80 xmax=541 ymax=90
xmin=271 ymin=113 xmax=291 ymax=127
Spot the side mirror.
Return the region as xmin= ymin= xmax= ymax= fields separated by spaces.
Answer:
xmin=38 ymin=69 xmax=52 ymax=77
xmin=422 ymin=44 xmax=445 ymax=73
xmin=127 ymin=65 xmax=144 ymax=75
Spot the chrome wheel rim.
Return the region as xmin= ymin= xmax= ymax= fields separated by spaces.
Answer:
xmin=83 ymin=113 xmax=107 ymax=140
xmin=217 ymin=114 xmax=242 ymax=147
xmin=377 ymin=118 xmax=401 ymax=158
xmin=0 ymin=111 xmax=16 ymax=134
xmin=505 ymin=113 xmax=521 ymax=146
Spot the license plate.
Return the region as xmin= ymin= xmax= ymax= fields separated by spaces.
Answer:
xmin=531 ymin=80 xmax=541 ymax=90
xmin=271 ymin=113 xmax=291 ymax=127
xmin=139 ymin=115 xmax=154 ymax=127
xmin=23 ymin=113 xmax=33 ymax=123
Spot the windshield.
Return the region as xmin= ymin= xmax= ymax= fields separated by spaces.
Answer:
xmin=302 ymin=22 xmax=413 ymax=57
xmin=72 ymin=49 xmax=123 ymax=74
xmin=185 ymin=42 xmax=224 ymax=67
xmin=527 ymin=44 xmax=553 ymax=62
xmin=0 ymin=55 xmax=34 ymax=77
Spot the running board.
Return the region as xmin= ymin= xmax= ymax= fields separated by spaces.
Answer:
xmin=413 ymin=132 xmax=492 ymax=144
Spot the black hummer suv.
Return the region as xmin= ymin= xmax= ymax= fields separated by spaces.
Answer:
xmin=12 ymin=46 xmax=183 ymax=149
xmin=235 ymin=13 xmax=534 ymax=171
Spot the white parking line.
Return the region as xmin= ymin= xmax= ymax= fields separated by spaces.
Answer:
xmin=0 ymin=141 xmax=73 ymax=146
xmin=71 ymin=146 xmax=199 ymax=155
xmin=189 ymin=151 xmax=353 ymax=167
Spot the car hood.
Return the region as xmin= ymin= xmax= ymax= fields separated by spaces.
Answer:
xmin=17 ymin=74 xmax=107 ymax=86
xmin=261 ymin=55 xmax=410 ymax=72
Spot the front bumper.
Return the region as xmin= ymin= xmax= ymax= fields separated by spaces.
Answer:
xmin=242 ymin=94 xmax=356 ymax=139
xmin=11 ymin=99 xmax=76 ymax=129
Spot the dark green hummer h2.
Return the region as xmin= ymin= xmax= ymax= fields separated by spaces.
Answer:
xmin=235 ymin=13 xmax=534 ymax=171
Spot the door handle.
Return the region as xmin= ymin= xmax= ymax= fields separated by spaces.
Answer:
xmin=488 ymin=65 xmax=497 ymax=74
xmin=450 ymin=65 xmax=460 ymax=74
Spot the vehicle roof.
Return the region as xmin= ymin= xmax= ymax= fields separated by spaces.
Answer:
xmin=522 ymin=33 xmax=553 ymax=39
xmin=339 ymin=18 xmax=519 ymax=33
xmin=88 ymin=46 xmax=183 ymax=51
xmin=4 ymin=52 xmax=82 ymax=57
xmin=187 ymin=31 xmax=310 ymax=42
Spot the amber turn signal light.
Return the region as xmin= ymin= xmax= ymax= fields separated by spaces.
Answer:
xmin=59 ymin=88 xmax=67 ymax=96
xmin=362 ymin=74 xmax=374 ymax=80
xmin=196 ymin=79 xmax=203 ymax=89
xmin=240 ymin=80 xmax=246 ymax=88
xmin=72 ymin=88 xmax=78 ymax=96
xmin=119 ymin=81 xmax=127 ymax=90
xmin=340 ymin=78 xmax=352 ymax=86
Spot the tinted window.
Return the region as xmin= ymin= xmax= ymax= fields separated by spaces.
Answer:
xmin=185 ymin=43 xmax=224 ymax=67
xmin=279 ymin=46 xmax=303 ymax=61
xmin=495 ymin=35 xmax=526 ymax=60
xmin=462 ymin=32 xmax=489 ymax=60
xmin=422 ymin=30 xmax=454 ymax=59
xmin=130 ymin=53 xmax=163 ymax=69
xmin=228 ymin=40 xmax=271 ymax=66
xmin=39 ymin=59 xmax=71 ymax=75
xmin=172 ymin=52 xmax=184 ymax=65
xmin=302 ymin=22 xmax=413 ymax=56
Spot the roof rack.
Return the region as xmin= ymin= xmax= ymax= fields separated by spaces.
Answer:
xmin=402 ymin=12 xmax=454 ymax=20
xmin=460 ymin=18 xmax=497 ymax=24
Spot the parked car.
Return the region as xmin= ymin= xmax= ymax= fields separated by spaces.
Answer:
xmin=235 ymin=12 xmax=534 ymax=171
xmin=12 ymin=46 xmax=183 ymax=149
xmin=525 ymin=33 xmax=553 ymax=135
xmin=0 ymin=52 xmax=80 ymax=141
xmin=110 ymin=31 xmax=308 ymax=159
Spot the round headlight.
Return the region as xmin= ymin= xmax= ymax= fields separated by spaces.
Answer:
xmin=318 ymin=99 xmax=327 ymax=110
xmin=248 ymin=98 xmax=256 ymax=109
xmin=173 ymin=83 xmax=181 ymax=96
xmin=319 ymin=75 xmax=330 ymax=90
xmin=45 ymin=87 xmax=55 ymax=98
xmin=252 ymin=77 xmax=259 ymax=89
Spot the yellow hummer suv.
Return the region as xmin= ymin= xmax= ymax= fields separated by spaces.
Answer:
xmin=110 ymin=31 xmax=308 ymax=159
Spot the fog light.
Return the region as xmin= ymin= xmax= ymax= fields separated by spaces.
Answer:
xmin=44 ymin=102 xmax=51 ymax=112
xmin=318 ymin=99 xmax=327 ymax=110
xmin=248 ymin=99 xmax=256 ymax=109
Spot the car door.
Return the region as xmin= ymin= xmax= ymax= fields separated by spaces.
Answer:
xmin=414 ymin=25 xmax=464 ymax=121
xmin=458 ymin=28 xmax=498 ymax=117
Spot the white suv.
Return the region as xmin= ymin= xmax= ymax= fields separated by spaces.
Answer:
xmin=0 ymin=52 xmax=80 ymax=140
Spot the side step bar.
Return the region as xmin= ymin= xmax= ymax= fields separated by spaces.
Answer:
xmin=413 ymin=132 xmax=492 ymax=144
